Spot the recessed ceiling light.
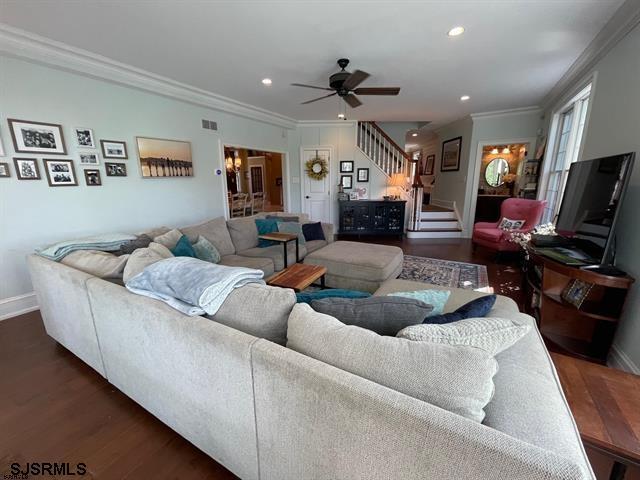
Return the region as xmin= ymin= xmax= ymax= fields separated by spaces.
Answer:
xmin=411 ymin=132 xmax=418 ymax=137
xmin=460 ymin=95 xmax=470 ymax=101
xmin=261 ymin=78 xmax=272 ymax=86
xmin=447 ymin=26 xmax=465 ymax=37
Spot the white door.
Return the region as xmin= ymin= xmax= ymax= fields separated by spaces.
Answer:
xmin=302 ymin=148 xmax=331 ymax=223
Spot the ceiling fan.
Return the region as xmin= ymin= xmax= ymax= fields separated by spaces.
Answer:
xmin=292 ymin=58 xmax=400 ymax=108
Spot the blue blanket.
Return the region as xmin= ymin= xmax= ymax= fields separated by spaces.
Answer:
xmin=37 ymin=233 xmax=136 ymax=261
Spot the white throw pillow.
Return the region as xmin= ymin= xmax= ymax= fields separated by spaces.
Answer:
xmin=498 ymin=217 xmax=525 ymax=231
xmin=61 ymin=250 xmax=129 ymax=278
xmin=153 ymin=228 xmax=183 ymax=249
xmin=123 ymin=243 xmax=173 ymax=283
xmin=397 ymin=317 xmax=530 ymax=356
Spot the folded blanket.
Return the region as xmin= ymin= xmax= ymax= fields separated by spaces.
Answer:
xmin=37 ymin=233 xmax=136 ymax=261
xmin=125 ymin=257 xmax=265 ymax=316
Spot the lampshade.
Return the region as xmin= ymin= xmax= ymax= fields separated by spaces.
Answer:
xmin=491 ymin=148 xmax=499 ymax=154
xmin=389 ymin=173 xmax=406 ymax=187
xmin=225 ymin=156 xmax=234 ymax=171
xmin=234 ymin=156 xmax=242 ymax=169
xmin=502 ymin=146 xmax=510 ymax=154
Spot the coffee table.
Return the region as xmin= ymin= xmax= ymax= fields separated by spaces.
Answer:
xmin=551 ymin=353 xmax=640 ymax=479
xmin=258 ymin=232 xmax=299 ymax=269
xmin=267 ymin=263 xmax=327 ymax=292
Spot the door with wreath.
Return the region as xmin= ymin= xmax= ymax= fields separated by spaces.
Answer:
xmin=301 ymin=148 xmax=331 ymax=224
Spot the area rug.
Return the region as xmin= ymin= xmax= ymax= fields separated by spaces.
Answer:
xmin=399 ymin=255 xmax=491 ymax=291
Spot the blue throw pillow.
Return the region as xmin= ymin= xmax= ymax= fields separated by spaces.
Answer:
xmin=277 ymin=221 xmax=305 ymax=245
xmin=171 ymin=235 xmax=197 ymax=258
xmin=255 ymin=218 xmax=279 ymax=247
xmin=302 ymin=222 xmax=326 ymax=242
xmin=296 ymin=289 xmax=371 ymax=304
xmin=388 ymin=290 xmax=451 ymax=316
xmin=422 ymin=294 xmax=497 ymax=325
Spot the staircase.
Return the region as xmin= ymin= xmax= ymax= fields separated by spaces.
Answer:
xmin=356 ymin=121 xmax=463 ymax=238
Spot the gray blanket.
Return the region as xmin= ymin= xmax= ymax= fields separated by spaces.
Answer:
xmin=125 ymin=257 xmax=265 ymax=316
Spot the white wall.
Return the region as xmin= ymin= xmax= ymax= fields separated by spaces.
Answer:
xmin=375 ymin=121 xmax=421 ymax=150
xmin=0 ymin=56 xmax=290 ymax=307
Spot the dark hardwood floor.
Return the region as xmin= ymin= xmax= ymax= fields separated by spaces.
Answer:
xmin=1 ymin=237 xmax=634 ymax=479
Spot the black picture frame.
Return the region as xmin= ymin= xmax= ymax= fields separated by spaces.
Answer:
xmin=7 ymin=118 xmax=67 ymax=155
xmin=341 ymin=174 xmax=353 ymax=189
xmin=425 ymin=154 xmax=435 ymax=175
xmin=441 ymin=136 xmax=462 ymax=172
xmin=84 ymin=169 xmax=102 ymax=186
xmin=13 ymin=157 xmax=41 ymax=180
xmin=356 ymin=168 xmax=369 ymax=182
xmin=105 ymin=162 xmax=127 ymax=177
xmin=43 ymin=159 xmax=78 ymax=187
xmin=0 ymin=162 xmax=10 ymax=177
xmin=340 ymin=161 xmax=354 ymax=173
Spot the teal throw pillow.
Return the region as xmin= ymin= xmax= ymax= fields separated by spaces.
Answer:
xmin=296 ymin=289 xmax=370 ymax=304
xmin=255 ymin=218 xmax=279 ymax=247
xmin=388 ymin=289 xmax=451 ymax=316
xmin=277 ymin=221 xmax=306 ymax=245
xmin=171 ymin=235 xmax=197 ymax=258
xmin=192 ymin=235 xmax=221 ymax=263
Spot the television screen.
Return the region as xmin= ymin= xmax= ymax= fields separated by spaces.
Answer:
xmin=556 ymin=152 xmax=635 ymax=264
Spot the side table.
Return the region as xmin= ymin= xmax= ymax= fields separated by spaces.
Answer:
xmin=258 ymin=232 xmax=299 ymax=269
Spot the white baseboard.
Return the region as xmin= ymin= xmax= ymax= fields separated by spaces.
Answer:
xmin=0 ymin=292 xmax=39 ymax=321
xmin=608 ymin=344 xmax=640 ymax=375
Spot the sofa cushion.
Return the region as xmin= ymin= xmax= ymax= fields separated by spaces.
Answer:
xmin=421 ymin=295 xmax=497 ymax=324
xmin=287 ymin=304 xmax=497 ymax=422
xmin=296 ymin=289 xmax=371 ymax=304
xmin=266 ymin=215 xmax=299 ymax=222
xmin=181 ymin=217 xmax=236 ymax=256
xmin=473 ymin=228 xmax=503 ymax=243
xmin=304 ymin=241 xmax=403 ymax=282
xmin=239 ymin=243 xmax=307 ymax=272
xmin=227 ymin=217 xmax=260 ymax=252
xmin=219 ymin=254 xmax=274 ymax=277
xmin=388 ymin=289 xmax=451 ymax=316
xmin=277 ymin=221 xmax=306 ymax=245
xmin=153 ymin=228 xmax=183 ymax=249
xmin=123 ymin=242 xmax=173 ymax=283
xmin=310 ymin=296 xmax=433 ymax=336
xmin=207 ymin=283 xmax=296 ymax=345
xmin=61 ymin=250 xmax=130 ymax=278
xmin=171 ymin=235 xmax=197 ymax=258
xmin=139 ymin=226 xmax=170 ymax=239
xmin=192 ymin=236 xmax=221 ymax=263
xmin=305 ymin=239 xmax=327 ymax=253
xmin=255 ymin=218 xmax=280 ymax=247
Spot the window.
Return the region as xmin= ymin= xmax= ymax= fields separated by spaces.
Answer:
xmin=541 ymin=85 xmax=591 ymax=223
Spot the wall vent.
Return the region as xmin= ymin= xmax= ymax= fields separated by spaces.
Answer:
xmin=201 ymin=119 xmax=218 ymax=131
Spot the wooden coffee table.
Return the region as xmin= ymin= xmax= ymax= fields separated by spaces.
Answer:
xmin=267 ymin=263 xmax=327 ymax=292
xmin=258 ymin=232 xmax=299 ymax=269
xmin=551 ymin=353 xmax=640 ymax=479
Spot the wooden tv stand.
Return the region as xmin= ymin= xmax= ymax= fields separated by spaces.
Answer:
xmin=523 ymin=248 xmax=634 ymax=364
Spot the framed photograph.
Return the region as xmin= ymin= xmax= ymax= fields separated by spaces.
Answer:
xmin=74 ymin=128 xmax=96 ymax=148
xmin=7 ymin=118 xmax=67 ymax=155
xmin=349 ymin=192 xmax=358 ymax=200
xmin=425 ymin=154 xmax=435 ymax=175
xmin=561 ymin=280 xmax=594 ymax=308
xmin=79 ymin=152 xmax=100 ymax=166
xmin=0 ymin=130 xmax=5 ymax=156
xmin=100 ymin=140 xmax=128 ymax=159
xmin=357 ymin=168 xmax=369 ymax=182
xmin=43 ymin=159 xmax=78 ymax=187
xmin=13 ymin=158 xmax=41 ymax=180
xmin=105 ymin=162 xmax=127 ymax=177
xmin=341 ymin=174 xmax=353 ymax=189
xmin=441 ymin=136 xmax=462 ymax=172
xmin=136 ymin=136 xmax=193 ymax=177
xmin=0 ymin=162 xmax=9 ymax=177
xmin=84 ymin=169 xmax=102 ymax=186
xmin=355 ymin=186 xmax=368 ymax=200
xmin=340 ymin=161 xmax=354 ymax=173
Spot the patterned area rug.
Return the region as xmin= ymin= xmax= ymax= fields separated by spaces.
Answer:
xmin=399 ymin=255 xmax=490 ymax=291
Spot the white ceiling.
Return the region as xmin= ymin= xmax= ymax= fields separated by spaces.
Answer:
xmin=1 ymin=0 xmax=625 ymax=127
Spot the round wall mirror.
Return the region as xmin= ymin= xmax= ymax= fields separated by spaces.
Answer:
xmin=485 ymin=158 xmax=510 ymax=187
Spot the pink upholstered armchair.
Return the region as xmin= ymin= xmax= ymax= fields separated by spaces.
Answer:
xmin=472 ymin=198 xmax=547 ymax=252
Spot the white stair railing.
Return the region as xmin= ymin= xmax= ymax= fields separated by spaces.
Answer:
xmin=357 ymin=121 xmax=412 ymax=179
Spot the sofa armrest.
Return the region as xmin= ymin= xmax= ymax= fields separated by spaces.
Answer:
xmin=474 ymin=221 xmax=499 ymax=230
xmin=321 ymin=222 xmax=334 ymax=243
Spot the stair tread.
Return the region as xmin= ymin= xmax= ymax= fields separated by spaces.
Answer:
xmin=420 ymin=218 xmax=458 ymax=222
xmin=408 ymin=227 xmax=463 ymax=232
xmin=422 ymin=205 xmax=453 ymax=212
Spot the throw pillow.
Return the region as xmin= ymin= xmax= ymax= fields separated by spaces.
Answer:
xmin=266 ymin=215 xmax=299 ymax=222
xmin=61 ymin=250 xmax=130 ymax=278
xmin=192 ymin=235 xmax=221 ymax=263
xmin=255 ymin=218 xmax=279 ymax=247
xmin=499 ymin=217 xmax=526 ymax=231
xmin=171 ymin=235 xmax=197 ymax=258
xmin=422 ymin=294 xmax=497 ymax=324
xmin=287 ymin=304 xmax=498 ymax=422
xmin=302 ymin=222 xmax=326 ymax=242
xmin=397 ymin=317 xmax=531 ymax=356
xmin=310 ymin=296 xmax=433 ymax=336
xmin=388 ymin=289 xmax=451 ymax=316
xmin=153 ymin=228 xmax=183 ymax=249
xmin=295 ymin=289 xmax=370 ymax=304
xmin=277 ymin=221 xmax=305 ymax=245
xmin=123 ymin=244 xmax=173 ymax=283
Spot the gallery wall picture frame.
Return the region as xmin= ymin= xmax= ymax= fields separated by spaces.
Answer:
xmin=13 ymin=157 xmax=41 ymax=180
xmin=0 ymin=130 xmax=5 ymax=156
xmin=100 ymin=140 xmax=128 ymax=159
xmin=341 ymin=174 xmax=353 ymax=189
xmin=7 ymin=118 xmax=67 ymax=155
xmin=441 ymin=136 xmax=462 ymax=172
xmin=425 ymin=154 xmax=435 ymax=175
xmin=136 ymin=136 xmax=193 ymax=178
xmin=105 ymin=162 xmax=127 ymax=177
xmin=357 ymin=168 xmax=369 ymax=182
xmin=74 ymin=128 xmax=96 ymax=149
xmin=43 ymin=159 xmax=78 ymax=187
xmin=0 ymin=162 xmax=10 ymax=177
xmin=340 ymin=161 xmax=354 ymax=173
xmin=79 ymin=152 xmax=100 ymax=166
xmin=84 ymin=169 xmax=102 ymax=186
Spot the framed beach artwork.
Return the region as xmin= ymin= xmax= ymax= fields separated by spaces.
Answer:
xmin=136 ymin=136 xmax=193 ymax=177
xmin=441 ymin=136 xmax=462 ymax=172
xmin=74 ymin=128 xmax=96 ymax=148
xmin=43 ymin=159 xmax=78 ymax=187
xmin=7 ymin=118 xmax=67 ymax=155
xmin=100 ymin=140 xmax=128 ymax=159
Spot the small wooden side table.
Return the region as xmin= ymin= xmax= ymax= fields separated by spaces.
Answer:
xmin=551 ymin=353 xmax=640 ymax=480
xmin=258 ymin=232 xmax=299 ymax=269
xmin=267 ymin=263 xmax=327 ymax=292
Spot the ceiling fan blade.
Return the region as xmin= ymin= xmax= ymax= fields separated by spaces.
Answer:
xmin=343 ymin=94 xmax=362 ymax=108
xmin=300 ymin=92 xmax=338 ymax=104
xmin=291 ymin=83 xmax=333 ymax=91
xmin=353 ymin=87 xmax=401 ymax=96
xmin=342 ymin=70 xmax=370 ymax=91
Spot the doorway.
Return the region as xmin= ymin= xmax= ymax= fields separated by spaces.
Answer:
xmin=301 ymin=147 xmax=332 ymax=224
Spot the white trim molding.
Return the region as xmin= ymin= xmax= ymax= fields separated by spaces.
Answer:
xmin=297 ymin=120 xmax=357 ymax=128
xmin=609 ymin=344 xmax=640 ymax=375
xmin=0 ymin=292 xmax=39 ymax=321
xmin=0 ymin=24 xmax=297 ymax=129
xmin=470 ymin=106 xmax=542 ymax=120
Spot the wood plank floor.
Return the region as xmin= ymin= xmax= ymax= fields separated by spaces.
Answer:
xmin=1 ymin=237 xmax=636 ymax=479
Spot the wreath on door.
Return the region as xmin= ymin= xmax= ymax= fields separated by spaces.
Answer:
xmin=305 ymin=154 xmax=329 ymax=181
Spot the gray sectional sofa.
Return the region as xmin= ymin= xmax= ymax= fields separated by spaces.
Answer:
xmin=26 ymin=221 xmax=595 ymax=480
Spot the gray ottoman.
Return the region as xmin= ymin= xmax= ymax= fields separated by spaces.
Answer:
xmin=303 ymin=241 xmax=403 ymax=293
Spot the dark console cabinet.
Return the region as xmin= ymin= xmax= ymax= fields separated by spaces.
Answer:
xmin=338 ymin=200 xmax=406 ymax=237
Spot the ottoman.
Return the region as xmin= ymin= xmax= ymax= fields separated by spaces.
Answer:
xmin=303 ymin=241 xmax=403 ymax=293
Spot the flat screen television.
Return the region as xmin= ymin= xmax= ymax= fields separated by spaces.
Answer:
xmin=555 ymin=152 xmax=635 ymax=265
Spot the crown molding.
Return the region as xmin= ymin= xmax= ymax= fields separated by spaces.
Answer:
xmin=0 ymin=24 xmax=297 ymax=129
xmin=541 ymin=0 xmax=640 ymax=110
xmin=296 ymin=120 xmax=357 ymax=128
xmin=470 ymin=106 xmax=542 ymax=120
